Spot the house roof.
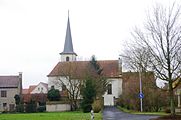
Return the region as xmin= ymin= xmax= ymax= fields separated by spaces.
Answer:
xmin=22 ymin=89 xmax=29 ymax=94
xmin=0 ymin=76 xmax=19 ymax=88
xmin=39 ymin=82 xmax=48 ymax=89
xmin=48 ymin=60 xmax=119 ymax=78
xmin=29 ymin=85 xmax=36 ymax=93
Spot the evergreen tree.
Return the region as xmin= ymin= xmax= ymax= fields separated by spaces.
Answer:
xmin=47 ymin=86 xmax=60 ymax=101
xmin=81 ymin=76 xmax=96 ymax=113
xmin=89 ymin=55 xmax=108 ymax=98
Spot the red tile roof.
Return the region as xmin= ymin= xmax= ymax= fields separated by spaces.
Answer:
xmin=22 ymin=89 xmax=29 ymax=94
xmin=0 ymin=76 xmax=19 ymax=88
xmin=29 ymin=85 xmax=36 ymax=93
xmin=48 ymin=60 xmax=119 ymax=78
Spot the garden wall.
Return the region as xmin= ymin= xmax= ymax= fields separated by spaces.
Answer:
xmin=46 ymin=103 xmax=71 ymax=112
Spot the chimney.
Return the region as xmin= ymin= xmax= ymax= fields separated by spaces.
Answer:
xmin=118 ymin=58 xmax=122 ymax=77
xmin=18 ymin=72 xmax=22 ymax=95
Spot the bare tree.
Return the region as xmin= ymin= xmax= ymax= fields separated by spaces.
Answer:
xmin=55 ymin=62 xmax=84 ymax=111
xmin=131 ymin=2 xmax=181 ymax=115
xmin=121 ymin=44 xmax=151 ymax=72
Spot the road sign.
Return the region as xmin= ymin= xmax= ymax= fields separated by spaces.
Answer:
xmin=139 ymin=93 xmax=144 ymax=99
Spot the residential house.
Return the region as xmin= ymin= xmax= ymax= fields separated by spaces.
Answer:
xmin=0 ymin=72 xmax=22 ymax=112
xmin=22 ymin=82 xmax=48 ymax=104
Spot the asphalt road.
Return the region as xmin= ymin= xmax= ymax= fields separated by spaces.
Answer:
xmin=103 ymin=106 xmax=159 ymax=120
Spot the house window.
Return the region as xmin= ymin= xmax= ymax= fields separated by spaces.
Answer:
xmin=41 ymin=87 xmax=43 ymax=91
xmin=66 ymin=56 xmax=69 ymax=61
xmin=107 ymin=84 xmax=112 ymax=94
xmin=3 ymin=103 xmax=7 ymax=107
xmin=1 ymin=91 xmax=7 ymax=97
xmin=38 ymin=88 xmax=40 ymax=91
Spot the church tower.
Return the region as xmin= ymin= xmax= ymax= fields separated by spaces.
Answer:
xmin=60 ymin=12 xmax=77 ymax=62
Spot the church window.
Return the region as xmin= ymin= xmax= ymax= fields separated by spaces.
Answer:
xmin=66 ymin=56 xmax=70 ymax=61
xmin=107 ymin=84 xmax=112 ymax=94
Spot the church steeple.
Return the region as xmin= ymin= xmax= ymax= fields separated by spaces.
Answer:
xmin=60 ymin=12 xmax=77 ymax=62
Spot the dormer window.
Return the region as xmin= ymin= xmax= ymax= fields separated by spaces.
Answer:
xmin=66 ymin=56 xmax=70 ymax=61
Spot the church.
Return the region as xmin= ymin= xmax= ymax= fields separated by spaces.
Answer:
xmin=47 ymin=14 xmax=123 ymax=106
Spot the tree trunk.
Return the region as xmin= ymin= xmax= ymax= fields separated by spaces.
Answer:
xmin=169 ymin=81 xmax=175 ymax=116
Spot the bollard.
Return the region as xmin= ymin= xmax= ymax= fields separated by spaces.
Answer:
xmin=90 ymin=109 xmax=94 ymax=120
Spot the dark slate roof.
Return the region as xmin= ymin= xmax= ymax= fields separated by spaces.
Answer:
xmin=48 ymin=60 xmax=119 ymax=78
xmin=60 ymin=16 xmax=77 ymax=55
xmin=0 ymin=76 xmax=19 ymax=88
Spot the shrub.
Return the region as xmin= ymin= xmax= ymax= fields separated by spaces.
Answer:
xmin=47 ymin=86 xmax=61 ymax=101
xmin=16 ymin=104 xmax=24 ymax=113
xmin=37 ymin=106 xmax=46 ymax=112
xmin=164 ymin=108 xmax=171 ymax=113
xmin=81 ymin=103 xmax=92 ymax=113
xmin=92 ymin=100 xmax=102 ymax=113
xmin=25 ymin=100 xmax=37 ymax=113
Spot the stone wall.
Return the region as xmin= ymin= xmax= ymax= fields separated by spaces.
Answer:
xmin=46 ymin=103 xmax=71 ymax=112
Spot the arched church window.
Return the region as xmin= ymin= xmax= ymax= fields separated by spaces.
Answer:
xmin=66 ymin=56 xmax=69 ymax=61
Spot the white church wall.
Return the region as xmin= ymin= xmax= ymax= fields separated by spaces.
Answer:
xmin=104 ymin=78 xmax=122 ymax=98
xmin=48 ymin=76 xmax=68 ymax=90
xmin=103 ymin=78 xmax=122 ymax=106
xmin=48 ymin=76 xmax=82 ymax=99
xmin=48 ymin=76 xmax=123 ymax=106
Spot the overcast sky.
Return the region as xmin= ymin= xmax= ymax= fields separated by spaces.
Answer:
xmin=0 ymin=0 xmax=178 ymax=88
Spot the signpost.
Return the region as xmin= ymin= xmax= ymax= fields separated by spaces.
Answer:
xmin=139 ymin=69 xmax=143 ymax=112
xmin=139 ymin=93 xmax=144 ymax=99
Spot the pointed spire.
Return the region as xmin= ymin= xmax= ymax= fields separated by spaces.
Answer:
xmin=60 ymin=11 xmax=76 ymax=55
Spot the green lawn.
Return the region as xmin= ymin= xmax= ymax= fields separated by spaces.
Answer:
xmin=0 ymin=112 xmax=102 ymax=120
xmin=117 ymin=106 xmax=168 ymax=116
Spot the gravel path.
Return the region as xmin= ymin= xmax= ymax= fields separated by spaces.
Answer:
xmin=103 ymin=106 xmax=159 ymax=120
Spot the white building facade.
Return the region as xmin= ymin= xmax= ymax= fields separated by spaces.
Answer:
xmin=47 ymin=14 xmax=123 ymax=106
xmin=30 ymin=82 xmax=48 ymax=94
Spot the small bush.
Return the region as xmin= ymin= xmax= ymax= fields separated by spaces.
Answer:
xmin=164 ymin=108 xmax=171 ymax=113
xmin=92 ymin=100 xmax=102 ymax=113
xmin=25 ymin=100 xmax=37 ymax=113
xmin=37 ymin=106 xmax=46 ymax=112
xmin=2 ymin=111 xmax=8 ymax=113
xmin=47 ymin=86 xmax=61 ymax=101
xmin=82 ymin=103 xmax=92 ymax=113
xmin=16 ymin=104 xmax=24 ymax=113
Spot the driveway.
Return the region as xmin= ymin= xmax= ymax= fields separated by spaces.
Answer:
xmin=103 ymin=106 xmax=159 ymax=120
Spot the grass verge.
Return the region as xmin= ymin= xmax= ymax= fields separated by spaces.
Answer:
xmin=117 ymin=106 xmax=169 ymax=116
xmin=0 ymin=111 xmax=102 ymax=120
